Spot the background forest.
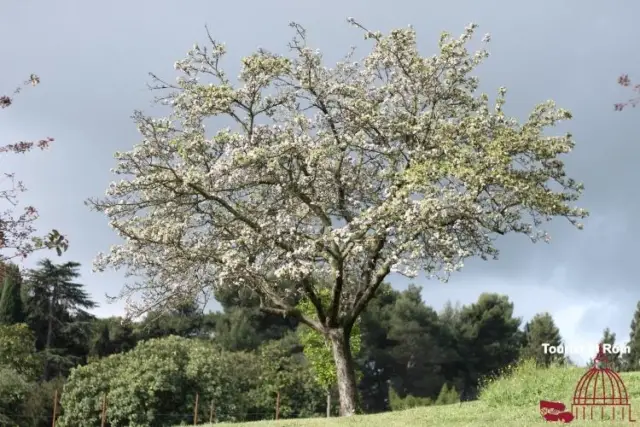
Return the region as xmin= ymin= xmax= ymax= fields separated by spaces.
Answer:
xmin=0 ymin=258 xmax=636 ymax=426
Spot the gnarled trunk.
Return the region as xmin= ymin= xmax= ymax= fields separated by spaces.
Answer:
xmin=327 ymin=327 xmax=358 ymax=416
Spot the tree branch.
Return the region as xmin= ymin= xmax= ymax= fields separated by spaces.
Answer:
xmin=259 ymin=304 xmax=323 ymax=332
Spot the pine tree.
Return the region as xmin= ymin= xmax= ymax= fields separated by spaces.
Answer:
xmin=0 ymin=263 xmax=25 ymax=324
xmin=624 ymin=302 xmax=640 ymax=371
xmin=600 ymin=328 xmax=622 ymax=371
xmin=521 ymin=312 xmax=564 ymax=367
xmin=23 ymin=259 xmax=97 ymax=380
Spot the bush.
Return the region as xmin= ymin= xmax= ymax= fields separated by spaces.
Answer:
xmin=247 ymin=335 xmax=326 ymax=420
xmin=0 ymin=323 xmax=42 ymax=380
xmin=21 ymin=376 xmax=66 ymax=427
xmin=434 ymin=383 xmax=459 ymax=405
xmin=186 ymin=342 xmax=263 ymax=422
xmin=0 ymin=367 xmax=30 ymax=426
xmin=478 ymin=358 xmax=582 ymax=407
xmin=57 ymin=353 xmax=122 ymax=427
xmin=59 ymin=337 xmax=195 ymax=427
xmin=58 ymin=336 xmax=276 ymax=426
xmin=388 ymin=387 xmax=432 ymax=411
xmin=0 ymin=367 xmax=65 ymax=427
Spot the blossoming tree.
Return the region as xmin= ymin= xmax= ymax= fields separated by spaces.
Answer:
xmin=88 ymin=20 xmax=587 ymax=416
xmin=614 ymin=74 xmax=640 ymax=111
xmin=1 ymin=75 xmax=67 ymax=262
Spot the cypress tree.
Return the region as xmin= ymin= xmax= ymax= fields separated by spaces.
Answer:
xmin=623 ymin=302 xmax=640 ymax=371
xmin=0 ymin=263 xmax=25 ymax=324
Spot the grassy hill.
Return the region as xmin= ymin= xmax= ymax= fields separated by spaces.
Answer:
xmin=187 ymin=360 xmax=640 ymax=426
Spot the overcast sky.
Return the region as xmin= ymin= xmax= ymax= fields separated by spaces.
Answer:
xmin=1 ymin=0 xmax=638 ymax=365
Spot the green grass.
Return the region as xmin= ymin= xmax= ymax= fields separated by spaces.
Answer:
xmin=187 ymin=361 xmax=640 ymax=426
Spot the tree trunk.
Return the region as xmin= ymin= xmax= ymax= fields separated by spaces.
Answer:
xmin=43 ymin=284 xmax=56 ymax=381
xmin=327 ymin=327 xmax=358 ymax=416
xmin=326 ymin=388 xmax=331 ymax=417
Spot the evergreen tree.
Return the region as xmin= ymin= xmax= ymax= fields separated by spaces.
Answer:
xmin=600 ymin=328 xmax=623 ymax=371
xmin=23 ymin=259 xmax=97 ymax=380
xmin=0 ymin=264 xmax=24 ymax=324
xmin=521 ymin=312 xmax=564 ymax=367
xmin=357 ymin=283 xmax=399 ymax=413
xmin=453 ymin=293 xmax=523 ymax=399
xmin=385 ymin=285 xmax=449 ymax=400
xmin=623 ymin=302 xmax=640 ymax=371
xmin=90 ymin=322 xmax=112 ymax=358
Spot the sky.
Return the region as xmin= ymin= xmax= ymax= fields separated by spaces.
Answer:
xmin=1 ymin=0 xmax=639 ymax=365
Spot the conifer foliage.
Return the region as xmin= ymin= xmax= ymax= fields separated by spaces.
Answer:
xmin=521 ymin=312 xmax=564 ymax=367
xmin=0 ymin=263 xmax=25 ymax=324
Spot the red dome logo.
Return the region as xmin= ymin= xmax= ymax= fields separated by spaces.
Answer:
xmin=571 ymin=343 xmax=635 ymax=422
xmin=540 ymin=343 xmax=635 ymax=423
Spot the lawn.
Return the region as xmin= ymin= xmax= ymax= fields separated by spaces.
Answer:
xmin=187 ymin=361 xmax=640 ymax=426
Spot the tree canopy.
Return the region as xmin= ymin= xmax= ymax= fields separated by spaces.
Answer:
xmin=89 ymin=20 xmax=587 ymax=415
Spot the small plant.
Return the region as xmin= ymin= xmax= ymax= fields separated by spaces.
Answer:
xmin=435 ymin=383 xmax=460 ymax=405
xmin=388 ymin=387 xmax=433 ymax=411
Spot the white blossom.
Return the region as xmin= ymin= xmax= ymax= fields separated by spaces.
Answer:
xmin=88 ymin=20 xmax=587 ymax=324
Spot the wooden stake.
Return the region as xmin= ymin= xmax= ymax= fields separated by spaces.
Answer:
xmin=101 ymin=394 xmax=107 ymax=427
xmin=209 ymin=399 xmax=216 ymax=423
xmin=51 ymin=389 xmax=58 ymax=427
xmin=275 ymin=390 xmax=280 ymax=420
xmin=193 ymin=392 xmax=199 ymax=425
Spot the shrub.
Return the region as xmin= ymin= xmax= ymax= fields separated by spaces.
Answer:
xmin=0 ymin=368 xmax=30 ymax=425
xmin=478 ymin=358 xmax=582 ymax=407
xmin=435 ymin=383 xmax=460 ymax=405
xmin=388 ymin=387 xmax=432 ymax=411
xmin=58 ymin=336 xmax=278 ymax=426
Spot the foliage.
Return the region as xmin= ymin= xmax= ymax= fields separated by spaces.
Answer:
xmin=57 ymin=353 xmax=122 ymax=427
xmin=0 ymin=323 xmax=42 ymax=380
xmin=136 ymin=300 xmax=205 ymax=339
xmin=198 ymin=369 xmax=640 ymax=427
xmin=104 ymin=337 xmax=194 ymax=427
xmin=298 ymin=287 xmax=362 ymax=391
xmin=254 ymin=333 xmax=326 ymax=420
xmin=186 ymin=341 xmax=263 ymax=422
xmin=452 ymin=293 xmax=523 ymax=398
xmin=385 ymin=285 xmax=450 ymax=399
xmin=521 ymin=312 xmax=564 ymax=367
xmin=23 ymin=259 xmax=97 ymax=379
xmin=60 ymin=336 xmax=316 ymax=426
xmin=19 ymin=376 xmax=66 ymax=427
xmin=388 ymin=387 xmax=432 ymax=411
xmin=434 ymin=383 xmax=459 ymax=405
xmin=0 ymin=263 xmax=25 ymax=324
xmin=89 ymin=317 xmax=137 ymax=358
xmin=0 ymin=367 xmax=31 ymax=426
xmin=599 ymin=327 xmax=622 ymax=371
xmin=89 ymin=20 xmax=586 ymax=415
xmin=624 ymin=301 xmax=640 ymax=371
xmin=356 ymin=283 xmax=399 ymax=413
xmin=0 ymin=365 xmax=60 ymax=427
xmin=478 ymin=358 xmax=581 ymax=408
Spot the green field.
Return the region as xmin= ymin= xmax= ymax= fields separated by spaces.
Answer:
xmin=190 ymin=361 xmax=640 ymax=426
